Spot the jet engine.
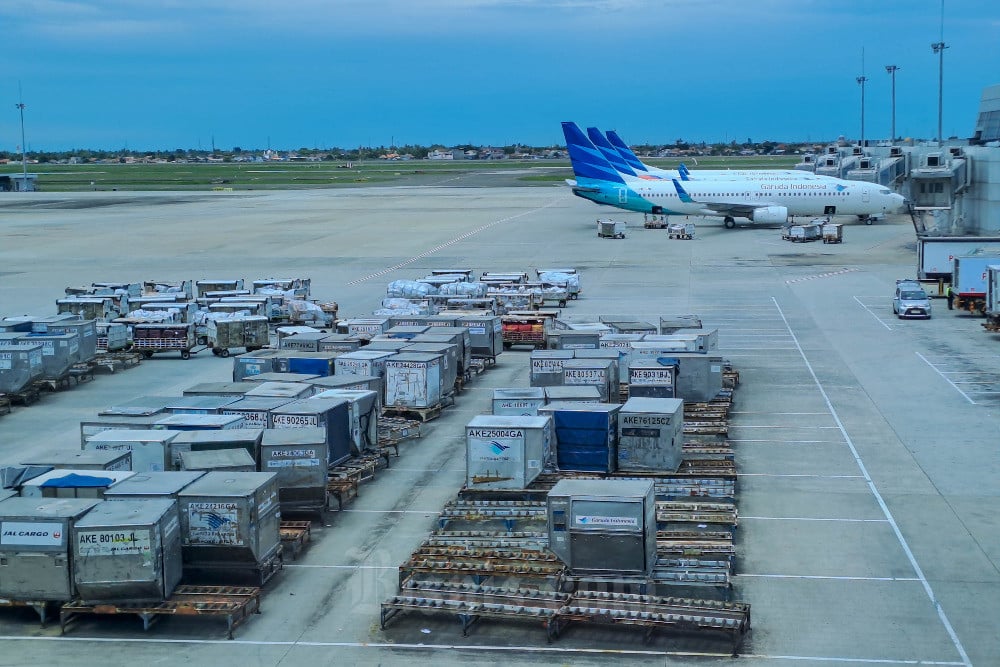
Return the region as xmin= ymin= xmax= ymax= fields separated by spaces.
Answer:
xmin=749 ymin=206 xmax=788 ymax=224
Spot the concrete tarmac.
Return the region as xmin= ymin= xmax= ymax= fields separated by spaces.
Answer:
xmin=0 ymin=187 xmax=995 ymax=666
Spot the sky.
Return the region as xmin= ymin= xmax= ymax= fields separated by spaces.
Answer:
xmin=2 ymin=0 xmax=999 ymax=152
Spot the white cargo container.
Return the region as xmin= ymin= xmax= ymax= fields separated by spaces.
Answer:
xmin=529 ymin=349 xmax=574 ymax=387
xmin=492 ymin=388 xmax=546 ymax=416
xmin=560 ymin=358 xmax=616 ymax=402
xmin=242 ymin=381 xmax=314 ymax=401
xmin=335 ymin=349 xmax=397 ymax=378
xmin=628 ymin=360 xmax=677 ymax=399
xmin=221 ymin=396 xmax=294 ymax=429
xmin=384 ymin=352 xmax=443 ymax=409
xmin=617 ymin=397 xmax=684 ymax=473
xmin=465 ymin=415 xmax=553 ymax=490
xmin=84 ymin=429 xmax=183 ymax=472
xmin=20 ymin=468 xmax=135 ymax=498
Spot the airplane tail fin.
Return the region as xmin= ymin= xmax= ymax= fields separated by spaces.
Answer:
xmin=605 ymin=130 xmax=650 ymax=173
xmin=562 ymin=122 xmax=626 ymax=184
xmin=678 ymin=163 xmax=690 ymax=178
xmin=672 ymin=178 xmax=694 ymax=203
xmin=586 ymin=127 xmax=637 ymax=177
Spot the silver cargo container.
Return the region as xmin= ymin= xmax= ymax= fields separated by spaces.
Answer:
xmin=643 ymin=331 xmax=716 ymax=353
xmin=456 ymin=314 xmax=503 ymax=360
xmin=402 ymin=343 xmax=458 ymax=394
xmin=15 ymin=332 xmax=80 ymax=379
xmin=243 ymin=381 xmax=314 ymax=401
xmin=365 ymin=339 xmax=412 ymax=353
xmin=318 ymin=334 xmax=364 ymax=353
xmin=153 ymin=414 xmax=247 ymax=432
xmin=670 ymin=353 xmax=724 ymax=403
xmin=546 ymin=479 xmax=657 ymax=576
xmin=492 ymin=388 xmax=546 ymax=416
xmin=661 ymin=327 xmax=718 ymax=351
xmin=385 ymin=325 xmax=430 ymax=340
xmin=0 ymin=343 xmax=44 ymax=394
xmin=195 ymin=279 xmax=245 ymax=298
xmin=271 ymin=399 xmax=353 ymax=466
xmin=177 ymin=472 xmax=281 ymax=571
xmin=179 ymin=449 xmax=256 ymax=472
xmin=20 ymin=469 xmax=135 ymax=498
xmin=72 ymin=499 xmax=182 ymax=604
xmin=599 ymin=318 xmax=657 ymax=335
xmin=560 ymin=358 xmax=617 ymax=402
xmin=414 ymin=328 xmax=472 ymax=372
xmin=335 ymin=349 xmax=396 ymax=378
xmin=0 ymin=497 xmax=102 ymax=601
xmin=530 ymin=349 xmax=574 ymax=387
xmin=164 ymin=395 xmax=242 ymax=415
xmin=182 ymin=382 xmax=257 ymax=398
xmin=279 ymin=332 xmax=330 ymax=352
xmin=22 ymin=449 xmax=132 ymax=472
xmin=305 ymin=374 xmax=383 ymax=396
xmin=543 ymin=385 xmax=602 ymax=405
xmin=232 ymin=349 xmax=287 ymax=381
xmin=571 ymin=349 xmax=623 ymax=388
xmin=617 ymin=397 xmax=684 ymax=473
xmin=168 ymin=429 xmax=264 ymax=470
xmin=260 ymin=429 xmax=328 ymax=515
xmin=33 ymin=318 xmax=98 ymax=364
xmin=627 ymin=360 xmax=677 ymax=399
xmin=102 ymin=472 xmax=205 ymax=501
xmin=84 ymin=429 xmax=183 ymax=472
xmin=243 ymin=372 xmax=320 ymax=383
xmin=79 ymin=416 xmax=165 ymax=446
xmin=311 ymin=389 xmax=380 ymax=454
xmin=221 ymin=397 xmax=294 ymax=429
xmin=466 ymin=415 xmax=553 ymax=490
xmin=384 ymin=352 xmax=444 ymax=409
xmin=96 ymin=322 xmax=128 ymax=352
xmin=206 ymin=316 xmax=269 ymax=354
xmin=547 ymin=330 xmax=600 ymax=350
xmin=100 ymin=395 xmax=177 ymax=417
xmin=659 ymin=314 xmax=703 ymax=334
xmin=338 ymin=318 xmax=390 ymax=340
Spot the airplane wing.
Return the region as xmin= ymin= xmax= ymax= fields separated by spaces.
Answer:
xmin=671 ymin=179 xmax=767 ymax=217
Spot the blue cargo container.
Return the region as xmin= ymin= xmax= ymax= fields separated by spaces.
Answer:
xmin=287 ymin=354 xmax=337 ymax=377
xmin=537 ymin=402 xmax=621 ymax=473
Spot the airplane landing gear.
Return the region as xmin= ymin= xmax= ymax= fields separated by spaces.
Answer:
xmin=724 ymin=217 xmax=736 ymax=229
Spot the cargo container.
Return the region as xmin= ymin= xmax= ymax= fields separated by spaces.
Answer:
xmin=243 ymin=381 xmax=314 ymax=401
xmin=617 ymin=397 xmax=684 ymax=473
xmin=658 ymin=314 xmax=703 ymax=334
xmin=207 ymin=301 xmax=267 ymax=318
xmin=529 ymin=349 xmax=574 ymax=387
xmin=456 ymin=314 xmax=503 ymax=361
xmin=243 ymin=372 xmax=320 ymax=384
xmin=385 ymin=325 xmax=430 ymax=340
xmin=14 ymin=332 xmax=80 ymax=379
xmin=206 ymin=316 xmax=269 ymax=356
xmin=33 ymin=318 xmax=98 ymax=363
xmin=271 ymin=398 xmax=352 ymax=466
xmin=953 ymin=253 xmax=1000 ymax=314
xmin=281 ymin=351 xmax=340 ymax=377
xmin=177 ymin=472 xmax=281 ymax=577
xmin=84 ymin=429 xmax=183 ymax=472
xmin=311 ymin=389 xmax=379 ymax=454
xmin=252 ymin=277 xmax=311 ymax=299
xmin=335 ymin=349 xmax=396 ymax=378
xmin=599 ymin=319 xmax=657 ymax=335
xmin=669 ymin=353 xmax=724 ymax=403
xmin=163 ymin=395 xmax=242 ymax=415
xmin=538 ymin=403 xmax=621 ymax=473
xmin=644 ymin=328 xmax=719 ymax=352
xmin=492 ymin=388 xmax=546 ymax=416
xmin=79 ymin=416 xmax=165 ymax=446
xmin=221 ymin=397 xmax=293 ymax=429
xmin=102 ymin=471 xmax=205 ymax=501
xmin=260 ymin=429 xmax=328 ymax=515
xmin=279 ymin=332 xmax=330 ymax=352
xmin=100 ymin=395 xmax=178 ymax=417
xmin=420 ymin=327 xmax=472 ymax=369
xmin=153 ymin=414 xmax=247 ymax=432
xmin=384 ymin=352 xmax=444 ymax=409
xmin=574 ymin=348 xmax=626 ymax=385
xmin=402 ymin=343 xmax=458 ymax=393
xmin=95 ymin=322 xmax=128 ymax=352
xmin=305 ymin=374 xmax=383 ymax=396
xmin=338 ymin=318 xmax=390 ymax=340
xmin=0 ymin=497 xmax=102 ymax=602
xmin=72 ymin=499 xmax=182 ymax=604
xmin=0 ymin=343 xmax=44 ymax=394
xmin=546 ymin=479 xmax=657 ymax=576
xmin=986 ymin=265 xmax=1000 ymax=322
xmin=179 ymin=449 xmax=256 ymax=473
xmin=365 ymin=339 xmax=412 ymax=353
xmin=317 ymin=334 xmax=363 ymax=353
xmin=560 ymin=358 xmax=617 ymax=402
xmin=20 ymin=469 xmax=135 ymax=498
xmin=56 ymin=297 xmax=116 ymax=321
xmin=195 ymin=279 xmax=244 ymax=298
xmin=465 ymin=415 xmax=553 ymax=490
xmin=627 ymin=360 xmax=677 ymax=399
xmin=182 ymin=382 xmax=257 ymax=398
xmin=543 ymin=385 xmax=602 ymax=405
xmin=232 ymin=349 xmax=286 ymax=381
xmin=168 ymin=429 xmax=264 ymax=470
xmin=22 ymin=449 xmax=132 ymax=472
xmin=547 ymin=330 xmax=600 ymax=351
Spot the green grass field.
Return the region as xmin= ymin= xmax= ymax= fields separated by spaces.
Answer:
xmin=3 ymin=155 xmax=803 ymax=192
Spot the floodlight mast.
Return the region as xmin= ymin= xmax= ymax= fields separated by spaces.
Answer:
xmin=885 ymin=65 xmax=899 ymax=142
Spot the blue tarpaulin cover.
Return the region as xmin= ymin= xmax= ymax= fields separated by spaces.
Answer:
xmin=39 ymin=473 xmax=114 ymax=488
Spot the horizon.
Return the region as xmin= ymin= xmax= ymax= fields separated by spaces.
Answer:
xmin=3 ymin=1 xmax=998 ymax=152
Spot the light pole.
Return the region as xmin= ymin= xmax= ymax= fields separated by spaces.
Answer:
xmin=15 ymin=101 xmax=27 ymax=188
xmin=856 ymin=75 xmax=868 ymax=147
xmin=885 ymin=65 xmax=899 ymax=142
xmin=931 ymin=41 xmax=948 ymax=144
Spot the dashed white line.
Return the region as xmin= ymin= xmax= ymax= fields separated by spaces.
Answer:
xmin=853 ymin=295 xmax=893 ymax=331
xmin=915 ymin=351 xmax=976 ymax=405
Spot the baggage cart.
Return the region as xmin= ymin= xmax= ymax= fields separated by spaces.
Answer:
xmin=132 ymin=323 xmax=197 ymax=359
xmin=206 ymin=316 xmax=270 ymax=357
xmin=597 ymin=219 xmax=626 ymax=239
xmin=502 ymin=313 xmax=549 ymax=350
xmin=668 ymin=223 xmax=695 ymax=239
xmin=822 ymin=223 xmax=843 ymax=244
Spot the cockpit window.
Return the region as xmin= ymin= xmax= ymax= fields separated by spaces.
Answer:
xmin=879 ymin=188 xmax=891 ymax=195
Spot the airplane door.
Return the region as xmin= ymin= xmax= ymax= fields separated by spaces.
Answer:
xmin=618 ymin=188 xmax=628 ymax=204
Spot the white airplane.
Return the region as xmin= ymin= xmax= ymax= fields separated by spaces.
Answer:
xmin=563 ymin=122 xmax=907 ymax=228
xmin=594 ymin=127 xmax=835 ymax=182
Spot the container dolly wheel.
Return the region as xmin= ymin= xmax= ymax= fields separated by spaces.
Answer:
xmin=142 ymin=350 xmax=154 ymax=359
xmin=180 ymin=350 xmax=191 ymax=360
xmin=219 ymin=348 xmax=230 ymax=358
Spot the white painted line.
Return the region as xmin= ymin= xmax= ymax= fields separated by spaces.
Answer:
xmin=730 ymin=425 xmax=841 ymax=429
xmin=853 ymin=295 xmax=893 ymax=331
xmin=740 ymin=474 xmax=864 ymax=479
xmin=774 ymin=297 xmax=972 ymax=667
xmin=730 ymin=411 xmax=830 ymax=415
xmin=284 ymin=564 xmax=396 ymax=570
xmin=340 ymin=509 xmax=439 ymax=514
xmin=744 ymin=656 xmax=962 ymax=666
xmin=728 ymin=439 xmax=843 ymax=444
xmin=737 ymin=574 xmax=920 ymax=582
xmin=741 ymin=516 xmax=889 ymax=523
xmin=915 ymin=351 xmax=976 ymax=405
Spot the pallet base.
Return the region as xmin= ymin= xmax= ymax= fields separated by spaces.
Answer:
xmin=279 ymin=521 xmax=312 ymax=560
xmin=60 ymin=585 xmax=261 ymax=640
xmin=182 ymin=548 xmax=283 ymax=588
